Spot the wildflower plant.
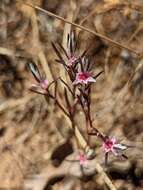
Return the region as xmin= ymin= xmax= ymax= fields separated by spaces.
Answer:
xmin=29 ymin=62 xmax=49 ymax=95
xmin=28 ymin=30 xmax=131 ymax=168
xmin=52 ymin=30 xmax=78 ymax=69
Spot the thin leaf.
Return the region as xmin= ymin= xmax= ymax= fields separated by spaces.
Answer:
xmin=121 ymin=154 xmax=128 ymax=160
xmin=81 ymin=49 xmax=88 ymax=58
xmin=57 ymin=42 xmax=69 ymax=58
xmin=64 ymin=88 xmax=71 ymax=111
xmin=84 ymin=57 xmax=91 ymax=72
xmin=29 ymin=85 xmax=47 ymax=95
xmin=54 ymin=80 xmax=58 ymax=100
xmin=60 ymin=78 xmax=74 ymax=96
xmin=55 ymin=59 xmax=68 ymax=69
xmin=71 ymin=30 xmax=77 ymax=54
xmin=28 ymin=62 xmax=42 ymax=82
xmin=52 ymin=42 xmax=65 ymax=62
xmin=70 ymin=30 xmax=74 ymax=55
xmin=105 ymin=152 xmax=109 ymax=166
xmin=67 ymin=33 xmax=70 ymax=52
xmin=48 ymin=79 xmax=57 ymax=90
xmin=79 ymin=58 xmax=84 ymax=72
xmin=93 ymin=71 xmax=104 ymax=79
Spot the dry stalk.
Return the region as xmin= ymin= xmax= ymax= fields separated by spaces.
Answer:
xmin=61 ymin=0 xmax=76 ymax=83
xmin=24 ymin=2 xmax=140 ymax=56
xmin=115 ymin=58 xmax=143 ymax=104
xmin=20 ymin=2 xmax=53 ymax=82
xmin=0 ymin=47 xmax=14 ymax=57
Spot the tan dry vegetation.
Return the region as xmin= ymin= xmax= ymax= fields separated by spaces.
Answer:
xmin=0 ymin=0 xmax=143 ymax=190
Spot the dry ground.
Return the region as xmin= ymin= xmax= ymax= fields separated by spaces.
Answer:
xmin=0 ymin=0 xmax=143 ymax=190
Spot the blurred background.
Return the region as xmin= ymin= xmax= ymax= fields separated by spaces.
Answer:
xmin=0 ymin=0 xmax=143 ymax=189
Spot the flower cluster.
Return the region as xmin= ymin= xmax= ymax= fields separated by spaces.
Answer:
xmin=28 ymin=30 xmax=131 ymax=166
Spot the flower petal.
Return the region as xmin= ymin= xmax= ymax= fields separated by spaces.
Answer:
xmin=87 ymin=77 xmax=96 ymax=83
xmin=113 ymin=143 xmax=128 ymax=151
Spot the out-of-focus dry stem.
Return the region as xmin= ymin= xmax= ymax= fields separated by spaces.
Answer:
xmin=0 ymin=95 xmax=34 ymax=113
xmin=104 ymin=48 xmax=111 ymax=78
xmin=28 ymin=5 xmax=53 ymax=82
xmin=24 ymin=2 xmax=140 ymax=56
xmin=95 ymin=162 xmax=117 ymax=190
xmin=2 ymin=138 xmax=25 ymax=178
xmin=115 ymin=58 xmax=143 ymax=104
xmin=79 ymin=1 xmax=143 ymax=27
xmin=127 ymin=22 xmax=143 ymax=44
xmin=0 ymin=47 xmax=14 ymax=57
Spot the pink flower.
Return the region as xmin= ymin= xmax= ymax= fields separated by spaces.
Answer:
xmin=103 ymin=137 xmax=117 ymax=154
xmin=102 ymin=137 xmax=129 ymax=159
xmin=31 ymin=79 xmax=49 ymax=95
xmin=29 ymin=62 xmax=49 ymax=95
xmin=67 ymin=55 xmax=78 ymax=67
xmin=73 ymin=71 xmax=96 ymax=85
xmin=40 ymin=79 xmax=49 ymax=90
xmin=78 ymin=152 xmax=88 ymax=167
xmin=52 ymin=31 xmax=79 ymax=69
